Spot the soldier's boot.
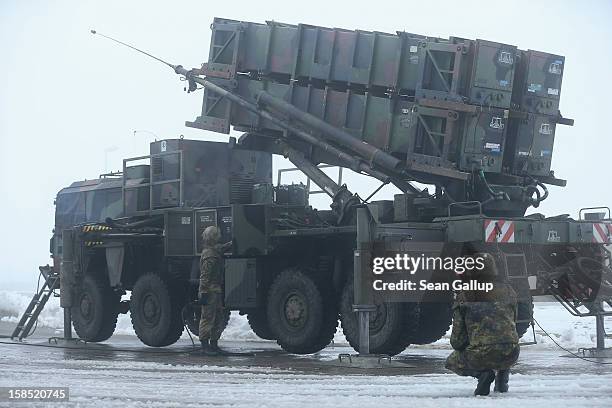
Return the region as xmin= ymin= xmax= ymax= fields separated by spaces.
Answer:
xmin=209 ymin=339 xmax=229 ymax=355
xmin=200 ymin=340 xmax=219 ymax=356
xmin=474 ymin=370 xmax=495 ymax=396
xmin=494 ymin=369 xmax=510 ymax=393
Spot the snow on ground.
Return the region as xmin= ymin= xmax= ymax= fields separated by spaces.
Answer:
xmin=1 ymin=290 xmax=610 ymax=350
xmin=0 ymin=350 xmax=610 ymax=408
xmin=1 ymin=290 xmax=612 ymax=407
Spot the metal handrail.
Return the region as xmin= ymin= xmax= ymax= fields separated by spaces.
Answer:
xmin=122 ymin=150 xmax=184 ymax=213
xmin=447 ymin=200 xmax=483 ymax=217
xmin=579 ymin=206 xmax=611 ymax=221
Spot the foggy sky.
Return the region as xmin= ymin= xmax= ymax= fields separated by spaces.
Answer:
xmin=1 ymin=0 xmax=611 ymax=291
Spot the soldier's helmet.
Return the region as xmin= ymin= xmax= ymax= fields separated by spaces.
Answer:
xmin=473 ymin=252 xmax=499 ymax=280
xmin=202 ymin=226 xmax=221 ymax=247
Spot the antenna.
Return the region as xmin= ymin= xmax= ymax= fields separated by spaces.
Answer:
xmin=90 ymin=29 xmax=176 ymax=70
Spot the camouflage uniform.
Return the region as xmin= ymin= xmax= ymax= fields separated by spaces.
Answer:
xmin=198 ymin=227 xmax=230 ymax=342
xmin=445 ymin=282 xmax=520 ymax=376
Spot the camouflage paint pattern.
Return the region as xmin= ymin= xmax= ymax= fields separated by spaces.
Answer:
xmin=194 ymin=18 xmax=569 ymax=182
xmin=199 ymin=292 xmax=230 ymax=342
xmin=445 ymin=283 xmax=520 ymax=374
xmin=198 ymin=232 xmax=231 ymax=341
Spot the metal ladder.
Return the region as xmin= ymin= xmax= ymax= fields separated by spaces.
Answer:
xmin=11 ymin=266 xmax=59 ymax=341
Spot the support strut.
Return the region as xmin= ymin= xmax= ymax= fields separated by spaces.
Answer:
xmin=280 ymin=141 xmax=360 ymax=225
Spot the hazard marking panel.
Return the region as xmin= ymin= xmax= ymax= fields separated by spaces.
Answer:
xmin=484 ymin=219 xmax=515 ymax=243
xmin=592 ymin=223 xmax=611 ymax=244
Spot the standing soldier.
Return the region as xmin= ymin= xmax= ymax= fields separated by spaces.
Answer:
xmin=198 ymin=226 xmax=231 ymax=355
xmin=445 ymin=253 xmax=520 ymax=396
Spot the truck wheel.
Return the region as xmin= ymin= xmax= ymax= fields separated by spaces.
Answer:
xmin=130 ymin=274 xmax=184 ymax=347
xmin=247 ymin=310 xmax=276 ymax=340
xmin=311 ymin=301 xmax=339 ymax=351
xmin=392 ymin=302 xmax=420 ymax=353
xmin=72 ymin=275 xmax=120 ymax=342
xmin=409 ymin=301 xmax=453 ymax=345
xmin=267 ymin=268 xmax=336 ymax=354
xmin=339 ymin=279 xmax=406 ymax=355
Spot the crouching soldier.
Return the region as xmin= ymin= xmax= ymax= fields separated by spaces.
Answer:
xmin=445 ymin=253 xmax=520 ymax=396
xmin=198 ymin=226 xmax=231 ymax=355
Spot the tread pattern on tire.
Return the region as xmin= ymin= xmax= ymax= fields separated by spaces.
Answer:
xmin=72 ymin=274 xmax=120 ymax=342
xmin=311 ymin=283 xmax=339 ymax=352
xmin=247 ymin=310 xmax=276 ymax=340
xmin=340 ymin=279 xmax=416 ymax=355
xmin=267 ymin=268 xmax=337 ymax=354
xmin=130 ymin=274 xmax=184 ymax=347
xmin=410 ymin=301 xmax=453 ymax=345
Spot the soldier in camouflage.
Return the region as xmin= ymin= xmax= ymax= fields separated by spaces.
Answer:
xmin=198 ymin=226 xmax=231 ymax=355
xmin=445 ymin=252 xmax=520 ymax=396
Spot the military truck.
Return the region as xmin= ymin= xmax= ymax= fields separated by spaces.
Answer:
xmin=19 ymin=18 xmax=612 ymax=355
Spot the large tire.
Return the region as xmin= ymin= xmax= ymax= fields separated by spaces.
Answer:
xmin=340 ymin=279 xmax=414 ymax=355
xmin=394 ymin=302 xmax=420 ymax=352
xmin=410 ymin=301 xmax=453 ymax=345
xmin=72 ymin=275 xmax=120 ymax=342
xmin=312 ymin=300 xmax=339 ymax=351
xmin=266 ymin=268 xmax=337 ymax=354
xmin=247 ymin=310 xmax=276 ymax=340
xmin=130 ymin=274 xmax=184 ymax=347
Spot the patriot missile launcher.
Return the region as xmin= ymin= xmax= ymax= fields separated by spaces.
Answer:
xmin=14 ymin=20 xmax=612 ymax=360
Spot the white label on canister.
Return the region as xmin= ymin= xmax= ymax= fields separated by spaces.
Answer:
xmin=485 ymin=142 xmax=501 ymax=151
xmin=528 ymin=83 xmax=542 ymax=93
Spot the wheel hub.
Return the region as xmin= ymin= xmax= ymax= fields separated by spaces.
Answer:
xmin=141 ymin=293 xmax=160 ymax=326
xmin=284 ymin=293 xmax=307 ymax=328
xmin=369 ymin=301 xmax=387 ymax=333
xmin=79 ymin=294 xmax=93 ymax=321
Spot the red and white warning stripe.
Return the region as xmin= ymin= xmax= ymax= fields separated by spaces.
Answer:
xmin=592 ymin=223 xmax=611 ymax=244
xmin=484 ymin=219 xmax=515 ymax=243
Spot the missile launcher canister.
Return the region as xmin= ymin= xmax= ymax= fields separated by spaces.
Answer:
xmin=187 ymin=18 xmax=573 ymax=217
